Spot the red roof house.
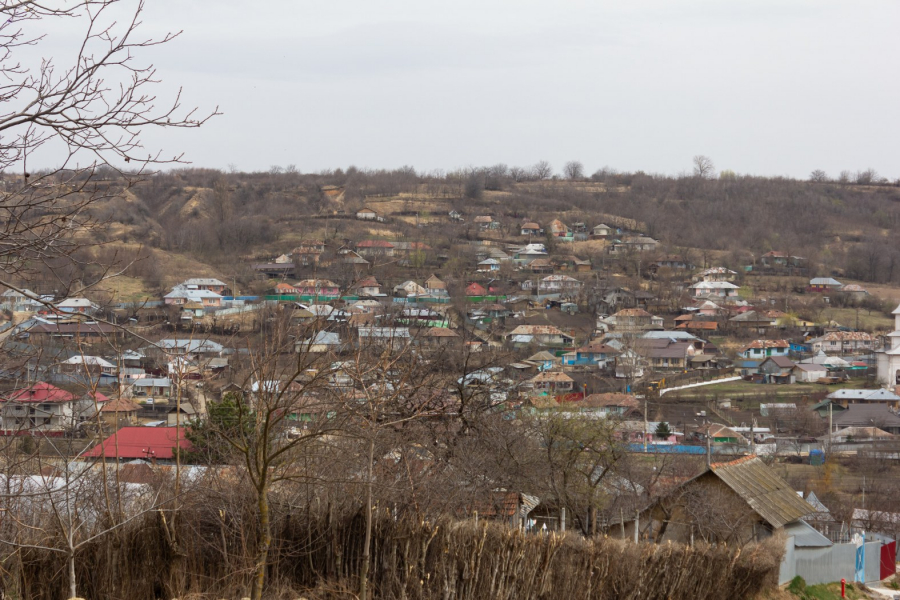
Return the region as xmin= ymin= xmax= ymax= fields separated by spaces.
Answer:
xmin=7 ymin=382 xmax=75 ymax=403
xmin=84 ymin=426 xmax=192 ymax=460
xmin=466 ymin=283 xmax=487 ymax=296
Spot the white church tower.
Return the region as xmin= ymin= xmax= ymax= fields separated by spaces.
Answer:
xmin=876 ymin=302 xmax=900 ymax=387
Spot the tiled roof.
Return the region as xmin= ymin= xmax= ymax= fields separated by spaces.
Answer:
xmin=742 ymin=339 xmax=790 ymax=350
xmin=580 ymin=393 xmax=638 ymax=408
xmin=530 ymin=371 xmax=574 ymax=383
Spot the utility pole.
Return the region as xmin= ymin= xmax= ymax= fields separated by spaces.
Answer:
xmin=706 ymin=420 xmax=711 ymax=467
xmin=643 ymin=396 xmax=648 ymax=453
xmin=750 ymin=419 xmax=755 ymax=455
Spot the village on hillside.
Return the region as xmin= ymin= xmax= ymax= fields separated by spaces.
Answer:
xmin=3 ymin=184 xmax=900 ymax=592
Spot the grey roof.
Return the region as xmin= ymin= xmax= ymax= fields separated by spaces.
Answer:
xmin=826 ymin=388 xmax=900 ymax=401
xmin=783 ymin=519 xmax=832 ymax=548
xmin=156 ymin=339 xmax=224 ymax=353
xmin=832 ymin=404 xmax=900 ymax=428
xmin=306 ymin=331 xmax=341 ymax=345
xmin=810 ymin=277 xmax=842 ymax=286
xmin=640 ymin=330 xmax=699 ymax=341
xmin=762 ymin=356 xmax=796 ymax=369
xmin=709 ymin=456 xmax=815 ymax=529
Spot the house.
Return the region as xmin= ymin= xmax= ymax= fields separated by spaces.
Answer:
xmin=155 ymin=339 xmax=224 ymax=358
xmin=823 ymin=388 xmax=900 ymax=410
xmin=808 ymin=277 xmax=843 ymax=293
xmin=0 ymin=288 xmax=44 ymax=312
xmin=356 ymin=240 xmax=395 ymax=258
xmin=424 ymin=275 xmax=446 ymax=293
xmin=693 ymin=267 xmax=737 ymax=283
xmin=351 ymin=277 xmax=381 ymax=297
xmin=760 ymin=251 xmax=789 ymax=267
xmin=525 ymin=350 xmax=561 ymax=371
xmin=164 ymin=286 xmax=223 ymax=307
xmin=554 ymin=256 xmax=592 ymax=272
xmin=477 ymin=258 xmax=500 ymax=272
xmin=520 ymin=222 xmax=543 ymax=236
xmin=356 ymin=206 xmax=380 ymax=221
xmin=83 ymin=426 xmax=192 ymax=461
xmin=831 ymin=404 xmax=900 ymax=435
xmin=617 ymin=456 xmax=815 ymax=548
xmin=537 ymin=275 xmax=582 ymax=295
xmin=729 ymin=311 xmax=777 ymax=334
xmin=273 ymin=282 xmax=298 ymax=295
xmin=591 ymin=224 xmax=614 ymax=238
xmin=633 ymin=338 xmax=696 ymax=370
xmin=611 ymin=308 xmax=653 ymax=333
xmin=618 ymin=421 xmax=681 ymax=445
xmin=423 ymin=327 xmax=459 ymax=345
xmin=52 ymin=355 xmax=117 ymax=386
xmin=610 ymin=235 xmax=659 ymax=253
xmin=527 ymin=371 xmax=575 ymax=395
xmin=473 ymin=215 xmax=494 ymax=229
xmin=296 ymin=331 xmax=342 ymax=353
xmin=466 ymin=282 xmax=487 ymax=297
xmin=513 ymin=243 xmax=548 ymax=264
xmin=292 ymin=241 xmax=326 ymax=266
xmin=561 ymin=342 xmax=618 ymax=367
xmin=294 ymin=279 xmax=340 ymax=298
xmin=758 ymin=356 xmax=796 ymax=383
xmin=841 ymin=284 xmax=868 ymax=299
xmin=548 ymin=219 xmax=571 ymax=238
xmin=96 ymin=397 xmax=142 ymax=427
xmin=55 ymin=297 xmax=99 ymax=314
xmin=688 ymin=281 xmax=740 ymax=299
xmin=506 ymin=325 xmax=574 ymax=347
xmin=792 ymin=363 xmax=828 ymax=383
xmin=177 ymin=278 xmax=228 ymax=294
xmin=358 ymin=327 xmax=411 ymax=349
xmin=528 ymin=258 xmax=554 ymax=274
xmin=739 ymin=340 xmax=790 ymax=359
xmin=393 ymin=280 xmax=428 ymax=297
xmin=129 ymin=378 xmax=172 ymax=398
xmin=0 ymin=383 xmax=78 ymax=435
xmin=810 ymin=331 xmax=875 ymax=354
xmin=578 ymin=393 xmax=639 ymax=417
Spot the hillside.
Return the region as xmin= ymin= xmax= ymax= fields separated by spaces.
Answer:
xmin=33 ymin=168 xmax=897 ymax=307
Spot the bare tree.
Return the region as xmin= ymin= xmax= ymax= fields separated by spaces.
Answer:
xmin=563 ymin=160 xmax=585 ymax=180
xmin=532 ymin=160 xmax=553 ymax=180
xmin=692 ymin=155 xmax=715 ymax=179
xmin=0 ymin=0 xmax=215 ymax=300
xmin=809 ymin=169 xmax=829 ymax=183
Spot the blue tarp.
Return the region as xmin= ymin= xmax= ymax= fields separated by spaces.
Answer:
xmin=626 ymin=444 xmax=707 ymax=454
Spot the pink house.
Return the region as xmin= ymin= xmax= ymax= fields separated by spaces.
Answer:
xmin=294 ymin=279 xmax=340 ymax=297
xmin=619 ymin=421 xmax=682 ymax=445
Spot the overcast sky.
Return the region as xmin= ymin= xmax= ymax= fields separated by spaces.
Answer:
xmin=33 ymin=0 xmax=900 ymax=178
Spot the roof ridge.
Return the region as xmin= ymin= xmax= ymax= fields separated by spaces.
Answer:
xmin=710 ymin=454 xmax=756 ymax=469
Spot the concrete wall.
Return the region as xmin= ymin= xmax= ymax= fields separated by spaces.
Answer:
xmin=780 ymin=539 xmax=884 ymax=586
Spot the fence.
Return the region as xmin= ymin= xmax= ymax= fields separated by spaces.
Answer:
xmin=780 ymin=540 xmax=887 ymax=586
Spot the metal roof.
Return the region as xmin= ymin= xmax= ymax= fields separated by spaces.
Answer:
xmin=709 ymin=456 xmax=815 ymax=529
xmin=783 ymin=520 xmax=832 ymax=548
